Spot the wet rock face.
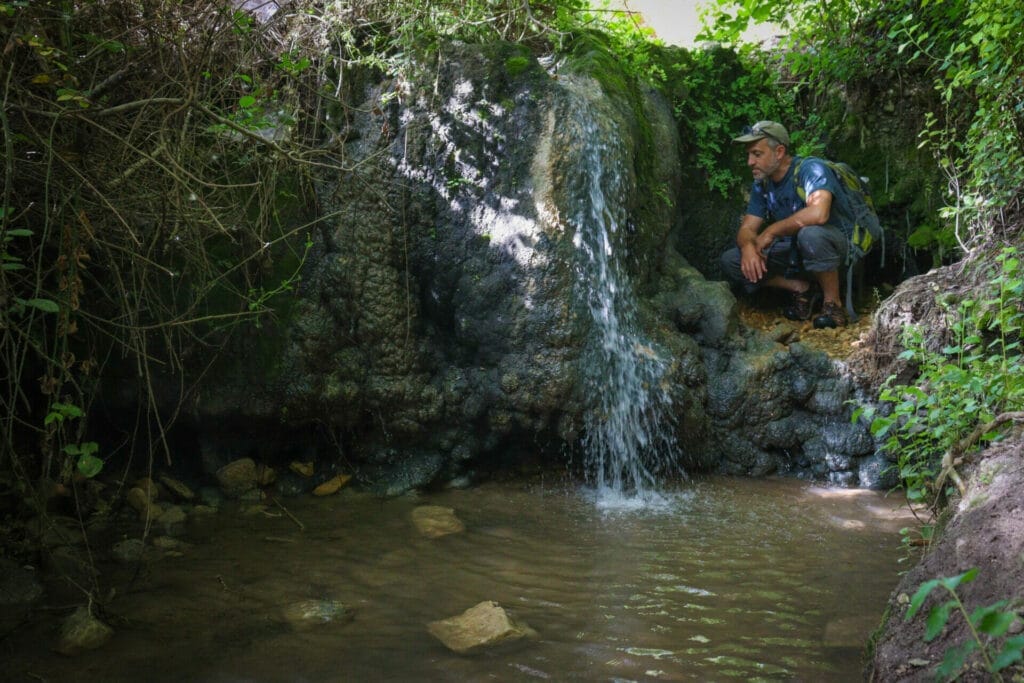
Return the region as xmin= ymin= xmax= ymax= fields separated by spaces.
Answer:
xmin=142 ymin=41 xmax=883 ymax=492
xmin=277 ymin=41 xmax=705 ymax=486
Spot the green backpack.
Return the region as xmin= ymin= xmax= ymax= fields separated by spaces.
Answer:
xmin=793 ymin=157 xmax=883 ymax=262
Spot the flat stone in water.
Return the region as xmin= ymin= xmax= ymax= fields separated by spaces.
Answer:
xmin=427 ymin=600 xmax=537 ymax=654
xmin=57 ymin=606 xmax=113 ymax=655
xmin=281 ymin=599 xmax=354 ymax=630
xmin=411 ymin=505 xmax=465 ymax=538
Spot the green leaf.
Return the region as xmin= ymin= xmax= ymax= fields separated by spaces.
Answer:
xmin=5 ymin=228 xmax=33 ymax=236
xmin=25 ymin=298 xmax=60 ymax=313
xmin=939 ymin=568 xmax=978 ymax=591
xmin=239 ymin=95 xmax=257 ymax=109
xmin=936 ymin=639 xmax=977 ymax=681
xmin=76 ymin=453 xmax=103 ymax=478
xmin=970 ymin=602 xmax=1013 ymax=637
xmin=906 ymin=578 xmax=941 ymax=620
xmin=925 ymin=599 xmax=957 ymax=641
xmin=993 ymin=635 xmax=1024 ymax=671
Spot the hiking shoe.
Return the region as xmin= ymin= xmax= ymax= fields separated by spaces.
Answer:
xmin=813 ymin=301 xmax=848 ymax=329
xmin=782 ymin=287 xmax=821 ymax=321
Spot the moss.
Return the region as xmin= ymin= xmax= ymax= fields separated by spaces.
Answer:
xmin=504 ymin=55 xmax=530 ymax=77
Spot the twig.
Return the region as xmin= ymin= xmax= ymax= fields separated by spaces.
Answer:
xmin=269 ymin=495 xmax=305 ymax=531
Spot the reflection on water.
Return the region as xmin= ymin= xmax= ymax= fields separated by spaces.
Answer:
xmin=9 ymin=476 xmax=912 ymax=682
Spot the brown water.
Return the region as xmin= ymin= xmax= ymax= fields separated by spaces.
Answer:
xmin=9 ymin=476 xmax=913 ymax=682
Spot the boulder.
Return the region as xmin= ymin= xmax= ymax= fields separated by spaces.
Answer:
xmin=215 ymin=458 xmax=258 ymax=498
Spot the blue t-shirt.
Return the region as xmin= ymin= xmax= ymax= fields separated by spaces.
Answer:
xmin=745 ymin=156 xmax=854 ymax=235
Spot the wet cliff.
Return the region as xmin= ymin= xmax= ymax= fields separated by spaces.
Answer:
xmin=111 ymin=38 xmax=884 ymax=495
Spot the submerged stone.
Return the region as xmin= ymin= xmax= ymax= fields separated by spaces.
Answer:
xmin=57 ymin=605 xmax=113 ymax=655
xmin=427 ymin=600 xmax=537 ymax=654
xmin=411 ymin=505 xmax=465 ymax=538
xmin=281 ymin=599 xmax=354 ymax=630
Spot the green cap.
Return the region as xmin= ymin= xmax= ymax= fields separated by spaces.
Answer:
xmin=733 ymin=120 xmax=790 ymax=146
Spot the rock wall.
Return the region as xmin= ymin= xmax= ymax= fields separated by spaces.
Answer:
xmin=130 ymin=39 xmax=890 ymax=494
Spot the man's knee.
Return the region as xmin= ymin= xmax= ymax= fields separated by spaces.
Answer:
xmin=796 ymin=225 xmax=847 ymax=272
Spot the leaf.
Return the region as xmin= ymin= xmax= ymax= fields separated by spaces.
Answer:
xmin=992 ymin=635 xmax=1024 ymax=671
xmin=906 ymin=578 xmax=941 ymax=620
xmin=970 ymin=602 xmax=1013 ymax=637
xmin=6 ymin=228 xmax=33 ymax=236
xmin=936 ymin=639 xmax=977 ymax=681
xmin=76 ymin=454 xmax=103 ymax=478
xmin=939 ymin=568 xmax=978 ymax=591
xmin=239 ymin=95 xmax=257 ymax=109
xmin=25 ymin=298 xmax=60 ymax=313
xmin=925 ymin=600 xmax=957 ymax=641
xmin=31 ymin=73 xmax=52 ymax=84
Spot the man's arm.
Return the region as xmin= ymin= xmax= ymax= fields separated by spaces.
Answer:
xmin=753 ymin=189 xmax=833 ymax=252
xmin=736 ymin=213 xmax=768 ymax=283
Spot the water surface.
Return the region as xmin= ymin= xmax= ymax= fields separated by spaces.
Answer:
xmin=10 ymin=476 xmax=911 ymax=682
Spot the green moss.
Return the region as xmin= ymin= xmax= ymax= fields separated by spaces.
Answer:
xmin=504 ymin=55 xmax=530 ymax=77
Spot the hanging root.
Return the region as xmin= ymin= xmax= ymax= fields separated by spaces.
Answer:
xmin=934 ymin=411 xmax=1024 ymax=497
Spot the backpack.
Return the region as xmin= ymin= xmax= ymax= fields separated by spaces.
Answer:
xmin=792 ymin=157 xmax=884 ymax=262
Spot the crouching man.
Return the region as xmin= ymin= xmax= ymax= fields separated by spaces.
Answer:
xmin=719 ymin=120 xmax=850 ymax=328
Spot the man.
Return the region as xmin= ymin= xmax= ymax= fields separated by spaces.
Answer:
xmin=719 ymin=121 xmax=850 ymax=328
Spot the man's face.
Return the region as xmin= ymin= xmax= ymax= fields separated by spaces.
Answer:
xmin=746 ymin=139 xmax=784 ymax=181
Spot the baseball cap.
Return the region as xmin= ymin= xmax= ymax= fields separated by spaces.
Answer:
xmin=733 ymin=120 xmax=790 ymax=146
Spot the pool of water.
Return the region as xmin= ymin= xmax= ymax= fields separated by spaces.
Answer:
xmin=8 ymin=475 xmax=912 ymax=681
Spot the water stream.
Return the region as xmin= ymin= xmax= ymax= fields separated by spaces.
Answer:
xmin=6 ymin=476 xmax=912 ymax=682
xmin=570 ymin=110 xmax=681 ymax=505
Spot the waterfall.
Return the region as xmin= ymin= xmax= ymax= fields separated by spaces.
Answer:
xmin=569 ymin=111 xmax=682 ymax=505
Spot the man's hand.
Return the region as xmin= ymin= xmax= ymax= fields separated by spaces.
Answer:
xmin=753 ymin=230 xmax=775 ymax=254
xmin=739 ymin=243 xmax=767 ymax=283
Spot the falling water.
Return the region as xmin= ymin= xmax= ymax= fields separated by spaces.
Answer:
xmin=569 ymin=110 xmax=682 ymax=506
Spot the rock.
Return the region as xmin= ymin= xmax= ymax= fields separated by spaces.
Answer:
xmin=132 ymin=477 xmax=161 ymax=500
xmin=159 ymin=504 xmax=187 ymax=531
xmin=281 ymin=599 xmax=354 ymax=630
xmin=198 ymin=486 xmax=224 ymax=507
xmin=289 ymin=461 xmax=314 ymax=477
xmin=768 ymin=322 xmax=800 ymax=345
xmin=0 ymin=558 xmax=43 ymax=637
xmin=190 ymin=504 xmax=218 ymax=516
xmin=364 ymin=449 xmax=445 ymax=497
xmin=112 ymin=538 xmax=146 ymax=563
xmin=256 ymin=465 xmax=277 ymax=487
xmin=427 ymin=601 xmax=537 ymax=654
xmin=312 ymin=474 xmax=351 ymax=497
xmin=57 ymin=605 xmax=113 ymax=655
xmin=158 ymin=475 xmax=195 ymax=501
xmin=411 ymin=505 xmax=466 ymax=538
xmin=215 ymin=458 xmax=258 ymax=498
xmin=152 ymin=536 xmax=191 ymax=551
xmin=271 ymin=471 xmax=312 ymax=497
xmin=126 ymin=487 xmax=162 ymax=521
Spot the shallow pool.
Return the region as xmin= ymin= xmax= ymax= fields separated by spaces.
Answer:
xmin=8 ymin=475 xmax=913 ymax=681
